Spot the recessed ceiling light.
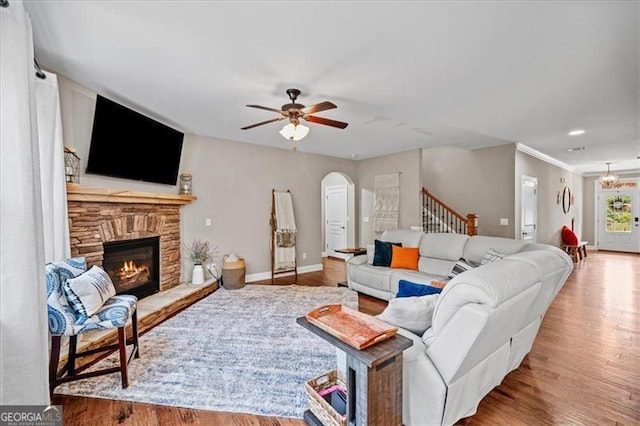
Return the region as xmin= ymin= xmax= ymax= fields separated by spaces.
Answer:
xmin=568 ymin=129 xmax=585 ymax=136
xmin=567 ymin=147 xmax=587 ymax=152
xmin=351 ymin=154 xmax=358 ymax=158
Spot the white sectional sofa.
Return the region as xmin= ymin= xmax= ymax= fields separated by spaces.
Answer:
xmin=346 ymin=230 xmax=573 ymax=425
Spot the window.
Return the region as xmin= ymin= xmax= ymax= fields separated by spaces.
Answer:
xmin=606 ymin=195 xmax=632 ymax=233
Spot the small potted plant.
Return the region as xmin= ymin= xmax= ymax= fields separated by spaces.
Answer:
xmin=184 ymin=238 xmax=218 ymax=284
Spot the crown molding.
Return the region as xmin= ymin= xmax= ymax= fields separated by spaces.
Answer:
xmin=582 ymin=170 xmax=640 ymax=177
xmin=516 ymin=143 xmax=581 ymax=175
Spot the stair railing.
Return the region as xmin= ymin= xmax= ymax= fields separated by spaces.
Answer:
xmin=421 ymin=188 xmax=478 ymax=236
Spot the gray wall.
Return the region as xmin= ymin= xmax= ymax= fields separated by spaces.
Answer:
xmin=181 ymin=135 xmax=357 ymax=277
xmin=357 ymin=149 xmax=422 ymax=245
xmin=57 ymin=74 xmax=358 ymax=280
xmin=421 ymin=144 xmax=516 ymax=238
xmin=515 ymin=151 xmax=584 ymax=246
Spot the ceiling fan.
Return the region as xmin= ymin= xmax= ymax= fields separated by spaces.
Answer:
xmin=241 ymin=89 xmax=349 ymax=139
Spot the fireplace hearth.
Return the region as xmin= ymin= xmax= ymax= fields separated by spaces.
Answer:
xmin=103 ymin=236 xmax=160 ymax=300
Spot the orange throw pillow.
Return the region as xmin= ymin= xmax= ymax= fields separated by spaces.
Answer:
xmin=561 ymin=225 xmax=579 ymax=246
xmin=390 ymin=246 xmax=419 ymax=270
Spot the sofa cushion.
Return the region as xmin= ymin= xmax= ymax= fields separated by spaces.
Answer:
xmin=390 ymin=269 xmax=448 ymax=296
xmin=419 ymin=233 xmax=469 ymax=261
xmin=381 ymin=229 xmax=423 ymax=247
xmin=377 ymin=294 xmax=439 ymax=335
xmin=373 ymin=240 xmax=402 ymax=267
xmin=366 ymin=244 xmax=375 ymax=264
xmin=463 ymin=236 xmax=530 ymax=265
xmin=348 ymin=264 xmax=394 ymax=293
xmin=397 ymin=280 xmax=443 ymax=297
xmin=390 ymin=246 xmax=419 ymax=270
xmin=448 ymin=258 xmax=475 ymax=279
xmin=418 ymin=257 xmax=458 ymax=277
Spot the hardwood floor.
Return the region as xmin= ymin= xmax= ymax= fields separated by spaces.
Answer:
xmin=54 ymin=251 xmax=639 ymax=425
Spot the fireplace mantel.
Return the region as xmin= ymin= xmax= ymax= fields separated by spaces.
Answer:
xmin=66 ymin=184 xmax=196 ymax=205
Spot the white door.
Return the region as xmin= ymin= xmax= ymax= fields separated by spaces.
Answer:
xmin=598 ymin=188 xmax=639 ymax=252
xmin=325 ymin=185 xmax=348 ymax=253
xmin=520 ymin=176 xmax=537 ymax=242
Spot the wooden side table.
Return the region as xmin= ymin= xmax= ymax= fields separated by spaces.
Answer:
xmin=297 ymin=316 xmax=413 ymax=426
xmin=561 ymin=241 xmax=588 ymax=262
xmin=335 ymin=247 xmax=367 ymax=257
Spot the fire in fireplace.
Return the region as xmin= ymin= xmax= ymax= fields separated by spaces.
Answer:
xmin=103 ymin=236 xmax=160 ymax=300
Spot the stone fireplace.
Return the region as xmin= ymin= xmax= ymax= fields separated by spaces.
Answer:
xmin=66 ymin=185 xmax=196 ymax=295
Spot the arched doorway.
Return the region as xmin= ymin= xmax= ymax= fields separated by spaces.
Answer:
xmin=321 ymin=172 xmax=356 ymax=258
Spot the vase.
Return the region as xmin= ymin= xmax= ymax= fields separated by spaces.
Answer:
xmin=192 ymin=264 xmax=205 ymax=285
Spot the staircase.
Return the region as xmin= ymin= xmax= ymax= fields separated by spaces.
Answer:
xmin=422 ymin=188 xmax=478 ymax=236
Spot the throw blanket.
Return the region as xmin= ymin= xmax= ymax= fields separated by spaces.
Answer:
xmin=273 ymin=191 xmax=296 ymax=271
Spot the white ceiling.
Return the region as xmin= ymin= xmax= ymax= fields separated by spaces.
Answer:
xmin=25 ymin=1 xmax=639 ymax=174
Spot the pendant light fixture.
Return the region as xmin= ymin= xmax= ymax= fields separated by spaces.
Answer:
xmin=598 ymin=162 xmax=619 ymax=188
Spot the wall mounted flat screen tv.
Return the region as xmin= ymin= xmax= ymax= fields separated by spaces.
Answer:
xmin=86 ymin=95 xmax=184 ymax=185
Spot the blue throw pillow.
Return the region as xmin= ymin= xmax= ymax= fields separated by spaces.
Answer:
xmin=372 ymin=240 xmax=402 ymax=267
xmin=397 ymin=280 xmax=443 ymax=298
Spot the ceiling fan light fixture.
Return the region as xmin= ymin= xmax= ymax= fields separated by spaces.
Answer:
xmin=598 ymin=162 xmax=619 ymax=188
xmin=279 ymin=123 xmax=309 ymax=141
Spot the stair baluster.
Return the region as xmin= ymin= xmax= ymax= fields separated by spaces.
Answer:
xmin=421 ymin=188 xmax=478 ymax=236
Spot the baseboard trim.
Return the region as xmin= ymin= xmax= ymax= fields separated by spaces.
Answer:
xmin=245 ymin=263 xmax=323 ymax=283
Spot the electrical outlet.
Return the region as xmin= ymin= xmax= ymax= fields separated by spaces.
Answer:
xmin=302 ymin=252 xmax=307 ymax=260
xmin=500 ymin=218 xmax=509 ymax=226
xmin=363 ymin=217 xmax=369 ymax=223
xmin=205 ymin=218 xmax=212 ymax=226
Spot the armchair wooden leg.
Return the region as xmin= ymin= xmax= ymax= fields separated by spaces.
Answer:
xmin=132 ymin=309 xmax=140 ymax=359
xmin=67 ymin=335 xmax=77 ymax=376
xmin=49 ymin=335 xmax=62 ymax=398
xmin=117 ymin=327 xmax=129 ymax=388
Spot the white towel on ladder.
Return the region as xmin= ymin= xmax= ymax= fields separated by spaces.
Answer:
xmin=274 ymin=191 xmax=296 ymax=230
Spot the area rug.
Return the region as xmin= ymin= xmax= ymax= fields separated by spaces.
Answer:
xmin=56 ymin=284 xmax=358 ymax=419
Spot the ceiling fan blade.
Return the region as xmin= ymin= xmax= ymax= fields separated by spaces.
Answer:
xmin=304 ymin=115 xmax=349 ymax=129
xmin=241 ymin=117 xmax=284 ymax=130
xmin=301 ymin=101 xmax=337 ymax=115
xmin=246 ymin=104 xmax=284 ymax=114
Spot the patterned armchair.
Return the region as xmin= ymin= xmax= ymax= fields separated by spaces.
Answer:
xmin=46 ymin=257 xmax=140 ymax=397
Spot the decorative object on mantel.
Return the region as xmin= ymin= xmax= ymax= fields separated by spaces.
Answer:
xmin=184 ymin=238 xmax=218 ymax=285
xmin=598 ymin=162 xmax=620 ymax=188
xmin=179 ymin=173 xmax=192 ymax=195
xmin=64 ymin=146 xmax=81 ymax=183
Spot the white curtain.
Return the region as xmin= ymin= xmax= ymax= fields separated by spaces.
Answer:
xmin=36 ymin=71 xmax=71 ymax=262
xmin=0 ymin=0 xmax=68 ymax=404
